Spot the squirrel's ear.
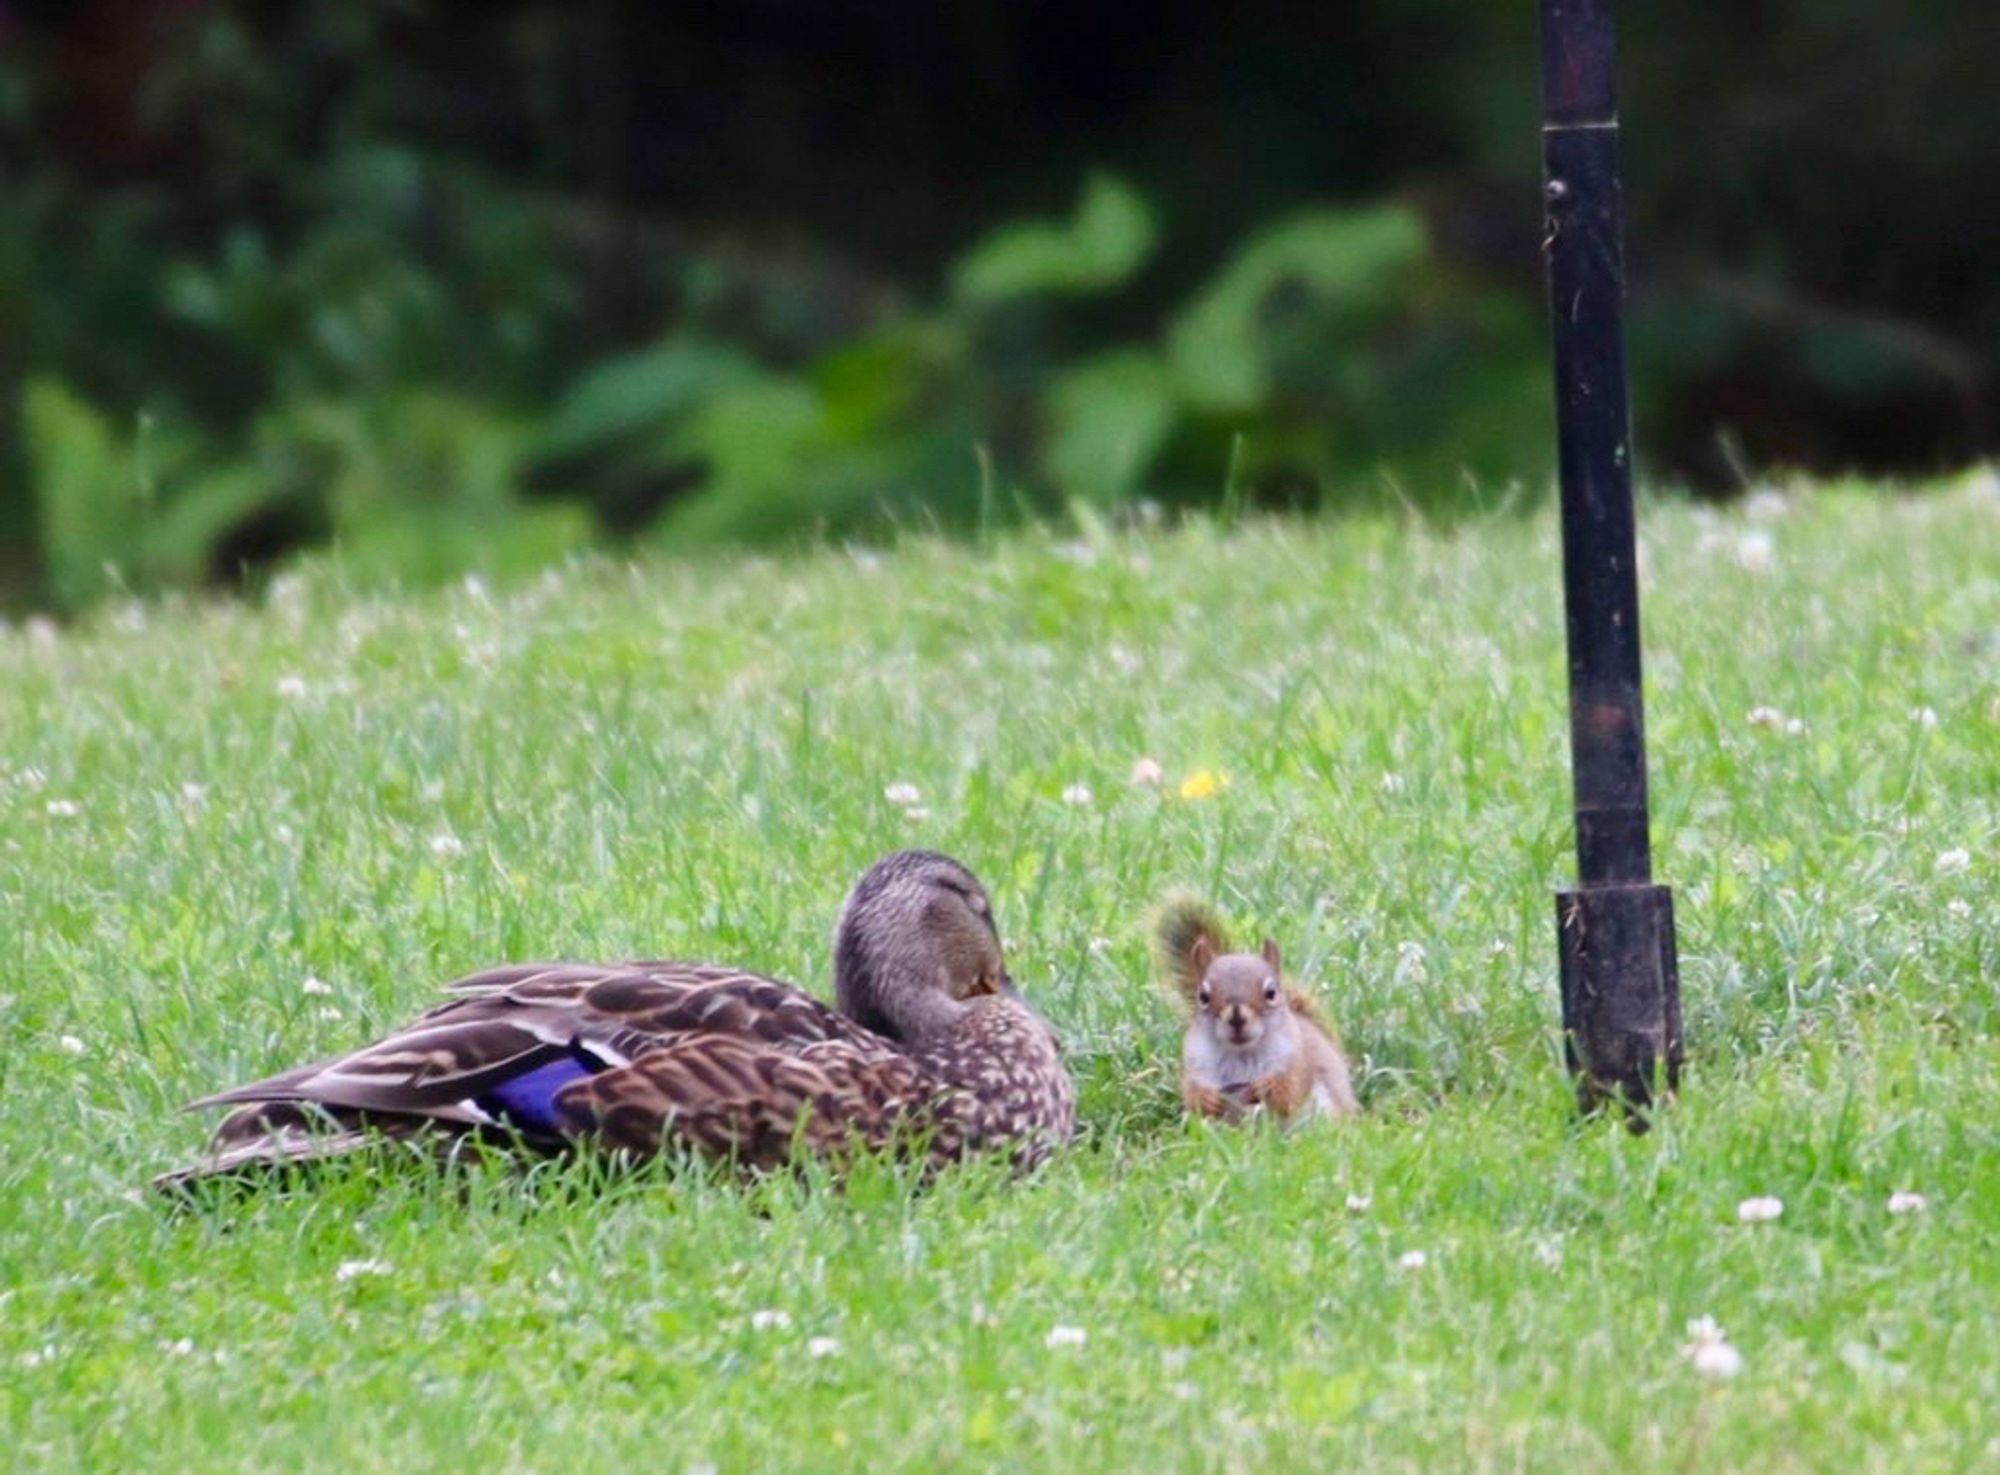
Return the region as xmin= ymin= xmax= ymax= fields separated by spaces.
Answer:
xmin=1260 ymin=936 xmax=1283 ymax=971
xmin=1190 ymin=933 xmax=1216 ymax=975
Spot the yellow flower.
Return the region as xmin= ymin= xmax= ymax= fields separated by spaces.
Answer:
xmin=1178 ymin=769 xmax=1226 ymax=800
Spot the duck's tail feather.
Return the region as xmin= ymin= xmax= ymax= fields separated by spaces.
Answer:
xmin=150 ymin=1101 xmax=442 ymax=1195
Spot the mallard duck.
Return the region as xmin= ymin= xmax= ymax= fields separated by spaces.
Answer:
xmin=157 ymin=850 xmax=1074 ymax=1189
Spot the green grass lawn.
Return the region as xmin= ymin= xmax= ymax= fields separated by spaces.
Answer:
xmin=5 ymin=478 xmax=1998 ymax=1472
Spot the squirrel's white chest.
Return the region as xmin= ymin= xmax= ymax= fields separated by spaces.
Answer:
xmin=1185 ymin=1021 xmax=1298 ymax=1091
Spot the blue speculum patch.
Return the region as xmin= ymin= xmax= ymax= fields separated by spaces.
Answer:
xmin=474 ymin=1049 xmax=602 ymax=1136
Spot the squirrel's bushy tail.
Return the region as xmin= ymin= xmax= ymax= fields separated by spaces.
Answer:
xmin=1149 ymin=891 xmax=1331 ymax=1026
xmin=1149 ymin=890 xmax=1232 ymax=1014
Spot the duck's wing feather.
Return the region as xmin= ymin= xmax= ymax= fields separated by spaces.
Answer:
xmin=439 ymin=962 xmax=884 ymax=1049
xmin=184 ymin=1022 xmax=577 ymax=1118
xmin=551 ymin=1031 xmax=953 ymax=1169
xmin=182 ymin=962 xmax=883 ymax=1126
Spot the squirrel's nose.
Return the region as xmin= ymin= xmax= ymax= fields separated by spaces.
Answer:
xmin=1225 ymin=1005 xmax=1247 ymax=1033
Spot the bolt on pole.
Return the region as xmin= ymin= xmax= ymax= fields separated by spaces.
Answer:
xmin=1538 ymin=0 xmax=1683 ymax=1116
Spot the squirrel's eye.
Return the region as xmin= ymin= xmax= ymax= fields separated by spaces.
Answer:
xmin=1263 ymin=979 xmax=1280 ymax=1004
xmin=1196 ymin=984 xmax=1212 ymax=1008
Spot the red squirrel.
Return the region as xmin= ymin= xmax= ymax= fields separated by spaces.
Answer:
xmin=1152 ymin=893 xmax=1359 ymax=1125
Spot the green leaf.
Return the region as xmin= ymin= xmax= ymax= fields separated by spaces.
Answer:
xmin=539 ymin=339 xmax=761 ymax=459
xmin=1043 ymin=349 xmax=1179 ymax=504
xmin=950 ymin=174 xmax=1156 ymax=303
xmin=651 ymin=378 xmax=830 ymax=545
xmin=149 ymin=464 xmax=286 ymax=585
xmin=24 ymin=378 xmax=137 ymax=607
xmin=1169 ymin=207 xmax=1427 ymax=411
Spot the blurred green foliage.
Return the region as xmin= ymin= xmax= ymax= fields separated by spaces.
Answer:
xmin=2 ymin=0 xmax=1990 ymax=609
xmin=14 ymin=147 xmax=1547 ymax=606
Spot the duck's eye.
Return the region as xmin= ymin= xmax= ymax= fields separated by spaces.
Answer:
xmin=1263 ymin=979 xmax=1280 ymax=1005
xmin=1196 ymin=983 xmax=1212 ymax=1009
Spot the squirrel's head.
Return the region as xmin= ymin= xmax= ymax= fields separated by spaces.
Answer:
xmin=1191 ymin=936 xmax=1290 ymax=1050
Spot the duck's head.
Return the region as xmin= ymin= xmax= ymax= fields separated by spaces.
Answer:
xmin=834 ymin=849 xmax=1013 ymax=1043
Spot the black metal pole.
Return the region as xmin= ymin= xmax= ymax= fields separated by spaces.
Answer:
xmin=1538 ymin=0 xmax=1682 ymax=1115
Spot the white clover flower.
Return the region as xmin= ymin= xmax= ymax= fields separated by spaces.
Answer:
xmin=1379 ymin=772 xmax=1407 ymax=794
xmin=1745 ymin=706 xmax=1787 ymax=730
xmin=428 ymin=833 xmax=466 ymax=860
xmin=1910 ymin=706 xmax=1940 ymax=730
xmin=266 ymin=572 xmax=307 ymax=609
xmin=903 ymin=807 xmax=932 ymax=823
xmin=1887 ymin=1191 xmax=1929 ymax=1216
xmin=883 ymin=782 xmax=922 ymax=806
xmin=1053 ymin=540 xmax=1098 ymax=569
xmin=1534 ymin=1237 xmax=1565 ymax=1271
xmin=1061 ymin=783 xmax=1094 ymax=807
xmin=334 ymin=1259 xmax=390 ymax=1284
xmin=1044 ymin=1325 xmax=1088 ymax=1349
xmin=179 ymin=782 xmax=208 ymax=807
xmin=806 ymin=1336 xmax=842 ymax=1359
xmin=1681 ymin=1316 xmax=1744 ymax=1379
xmin=1345 ymin=1193 xmax=1373 ymax=1214
xmin=1935 ymin=848 xmax=1973 ymax=876
xmin=1736 ymin=1196 xmax=1784 ymax=1223
xmin=1129 ymin=757 xmax=1165 ymax=787
xmin=302 ymin=976 xmax=335 ymax=997
xmin=316 ymin=1007 xmax=343 ymax=1023
xmin=58 ymin=1034 xmax=86 ymax=1056
xmin=1743 ymin=486 xmax=1790 ymax=522
xmin=275 ymin=675 xmax=309 ymax=700
xmin=1688 ymin=1339 xmax=1741 ymax=1380
xmin=1735 ymin=530 xmax=1776 ymax=574
xmin=1396 ymin=1250 xmax=1428 ymax=1272
xmin=750 ymin=1309 xmax=792 ymax=1332
xmin=1947 ymin=899 xmax=1972 ymax=919
xmin=45 ymin=799 xmax=81 ymax=818
xmin=160 ymin=1337 xmax=195 ymax=1357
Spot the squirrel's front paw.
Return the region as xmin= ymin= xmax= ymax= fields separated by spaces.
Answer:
xmin=1185 ymin=1083 xmax=1243 ymax=1121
